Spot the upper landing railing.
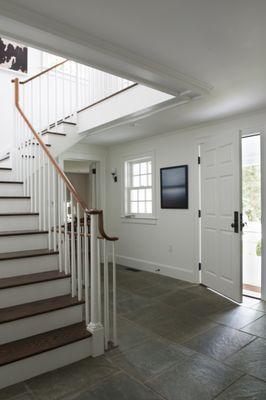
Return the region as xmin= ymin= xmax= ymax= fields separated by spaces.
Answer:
xmin=18 ymin=59 xmax=135 ymax=134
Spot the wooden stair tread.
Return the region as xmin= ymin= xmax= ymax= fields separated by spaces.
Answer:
xmin=0 ymin=181 xmax=23 ymax=184
xmin=0 ymin=212 xmax=39 ymax=216
xmin=0 ymin=248 xmax=58 ymax=261
xmin=0 ymin=196 xmax=30 ymax=199
xmin=41 ymin=131 xmax=66 ymax=136
xmin=0 ymin=230 xmax=48 ymax=237
xmin=0 ymin=322 xmax=91 ymax=366
xmin=0 ymin=270 xmax=70 ymax=290
xmin=0 ymin=294 xmax=83 ymax=324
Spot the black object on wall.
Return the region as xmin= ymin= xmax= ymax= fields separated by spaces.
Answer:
xmin=0 ymin=38 xmax=28 ymax=73
xmin=160 ymin=165 xmax=188 ymax=209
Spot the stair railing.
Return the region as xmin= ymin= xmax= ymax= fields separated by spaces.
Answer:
xmin=11 ymin=59 xmax=123 ymax=353
xmin=16 ymin=59 xmax=134 ymax=135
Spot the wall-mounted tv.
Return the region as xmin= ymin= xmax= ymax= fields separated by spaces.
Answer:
xmin=160 ymin=165 xmax=188 ymax=209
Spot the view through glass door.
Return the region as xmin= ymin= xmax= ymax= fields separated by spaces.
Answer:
xmin=242 ymin=134 xmax=261 ymax=298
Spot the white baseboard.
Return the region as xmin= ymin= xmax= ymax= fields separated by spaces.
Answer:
xmin=116 ymin=254 xmax=196 ymax=283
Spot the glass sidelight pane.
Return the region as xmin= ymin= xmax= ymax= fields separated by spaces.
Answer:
xmin=242 ymin=134 xmax=261 ymax=299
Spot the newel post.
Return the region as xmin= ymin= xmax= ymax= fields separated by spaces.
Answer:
xmin=87 ymin=211 xmax=104 ymax=356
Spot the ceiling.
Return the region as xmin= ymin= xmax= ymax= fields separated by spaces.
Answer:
xmin=1 ymin=0 xmax=266 ymax=144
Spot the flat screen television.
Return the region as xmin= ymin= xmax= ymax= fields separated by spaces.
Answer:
xmin=160 ymin=165 xmax=188 ymax=209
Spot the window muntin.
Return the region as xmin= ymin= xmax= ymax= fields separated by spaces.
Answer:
xmin=125 ymin=158 xmax=153 ymax=217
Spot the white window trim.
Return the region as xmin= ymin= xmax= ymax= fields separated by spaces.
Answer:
xmin=121 ymin=151 xmax=157 ymax=224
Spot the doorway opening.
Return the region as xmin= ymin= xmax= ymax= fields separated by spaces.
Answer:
xmin=242 ymin=134 xmax=262 ymax=299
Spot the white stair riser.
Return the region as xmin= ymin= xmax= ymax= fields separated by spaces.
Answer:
xmin=0 ymin=198 xmax=31 ymax=213
xmin=0 ymin=170 xmax=14 ymax=181
xmin=0 ymin=215 xmax=39 ymax=231
xmin=0 ymin=305 xmax=83 ymax=345
xmin=0 ymin=183 xmax=23 ymax=196
xmin=0 ymin=337 xmax=92 ymax=389
xmin=0 ymin=278 xmax=71 ymax=308
xmin=0 ymin=254 xmax=59 ymax=278
xmin=0 ymin=233 xmax=48 ymax=253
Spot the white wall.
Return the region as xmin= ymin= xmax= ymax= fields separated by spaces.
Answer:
xmin=107 ymin=109 xmax=266 ymax=299
xmin=66 ymin=172 xmax=91 ymax=208
xmin=0 ymin=45 xmax=42 ymax=153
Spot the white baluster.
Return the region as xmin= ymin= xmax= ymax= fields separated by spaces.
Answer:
xmin=64 ymin=184 xmax=69 ymax=273
xmin=87 ymin=212 xmax=104 ymax=357
xmin=103 ymin=239 xmax=110 ymax=350
xmin=77 ymin=203 xmax=82 ymax=300
xmin=55 ymin=69 xmax=58 ymax=129
xmin=84 ymin=210 xmax=89 ymax=324
xmin=52 ymin=166 xmax=57 ymax=250
xmin=58 ymin=176 xmax=62 ymax=271
xmin=70 ymin=193 xmax=76 ymax=296
xmin=47 ymin=162 xmax=52 ymax=249
xmin=112 ymin=242 xmax=117 ymax=347
xmin=47 ymin=73 xmax=50 ymax=131
xmin=97 ymin=238 xmax=102 ymax=323
xmin=42 ymin=151 xmax=46 ymax=230
xmin=38 ymin=143 xmax=42 ymax=229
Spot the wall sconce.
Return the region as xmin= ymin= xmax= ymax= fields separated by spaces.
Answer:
xmin=111 ymin=168 xmax=118 ymax=182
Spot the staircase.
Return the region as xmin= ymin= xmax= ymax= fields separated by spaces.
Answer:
xmin=0 ymin=62 xmax=119 ymax=389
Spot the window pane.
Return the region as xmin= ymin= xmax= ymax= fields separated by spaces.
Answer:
xmin=131 ymin=202 xmax=138 ymax=213
xmin=139 ymin=189 xmax=145 ymax=201
xmin=133 ymin=176 xmax=140 ymax=187
xmin=147 ymin=174 xmax=152 ymax=186
xmin=146 ymin=188 xmax=152 ymax=201
xmin=148 ymin=161 xmax=152 ymax=174
xmin=132 ymin=163 xmax=140 ymax=175
xmin=146 ymin=202 xmax=152 ymax=214
xmin=130 ymin=190 xmax=138 ymax=201
xmin=140 ymin=175 xmax=147 ymax=186
xmin=140 ymin=162 xmax=147 ymax=174
xmin=139 ymin=202 xmax=145 ymax=213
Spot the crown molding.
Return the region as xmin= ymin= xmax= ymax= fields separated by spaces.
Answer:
xmin=0 ymin=0 xmax=212 ymax=97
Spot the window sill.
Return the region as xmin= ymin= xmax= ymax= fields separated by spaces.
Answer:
xmin=121 ymin=216 xmax=158 ymax=225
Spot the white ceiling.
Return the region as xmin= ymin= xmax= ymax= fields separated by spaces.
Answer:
xmin=1 ymin=0 xmax=266 ymax=144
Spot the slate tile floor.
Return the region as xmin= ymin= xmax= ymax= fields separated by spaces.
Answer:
xmin=1 ymin=265 xmax=266 ymax=400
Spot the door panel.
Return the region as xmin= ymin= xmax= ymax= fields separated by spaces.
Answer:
xmin=201 ymin=132 xmax=242 ymax=303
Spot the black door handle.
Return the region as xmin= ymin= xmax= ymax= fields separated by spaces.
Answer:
xmin=231 ymin=211 xmax=239 ymax=233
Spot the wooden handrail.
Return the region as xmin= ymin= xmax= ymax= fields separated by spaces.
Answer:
xmin=13 ymin=77 xmax=118 ymax=241
xmin=98 ymin=210 xmax=118 ymax=241
xmin=19 ymin=59 xmax=68 ymax=85
xmin=13 ymin=77 xmax=95 ymax=212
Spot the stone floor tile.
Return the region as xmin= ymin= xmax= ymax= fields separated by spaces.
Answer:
xmin=0 ymin=383 xmax=29 ymax=400
xmin=70 ymin=372 xmax=163 ymax=400
xmin=147 ymin=353 xmax=243 ymax=400
xmin=241 ymin=315 xmax=266 ymax=338
xmin=252 ymin=301 xmax=266 ymax=313
xmin=112 ymin=335 xmax=193 ymax=381
xmin=184 ymin=325 xmax=255 ymax=361
xmin=215 ymin=374 xmax=266 ymax=399
xmin=225 ymin=338 xmax=266 ymax=381
xmin=209 ymin=305 xmax=264 ymax=329
xmin=123 ymin=302 xmax=177 ymax=329
xmin=25 ymin=356 xmax=119 ymax=400
xmin=151 ymin=313 xmax=217 ymax=343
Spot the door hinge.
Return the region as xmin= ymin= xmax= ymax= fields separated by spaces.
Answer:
xmin=198 ymin=262 xmax=202 ymax=271
xmin=198 ymin=156 xmax=201 ymax=164
xmin=198 ymin=210 xmax=201 ymax=218
xmin=92 ymin=168 xmax=96 ymax=174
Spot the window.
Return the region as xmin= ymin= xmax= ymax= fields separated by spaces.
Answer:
xmin=124 ymin=156 xmax=154 ymax=218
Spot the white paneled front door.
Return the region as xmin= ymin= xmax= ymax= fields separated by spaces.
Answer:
xmin=201 ymin=132 xmax=242 ymax=303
